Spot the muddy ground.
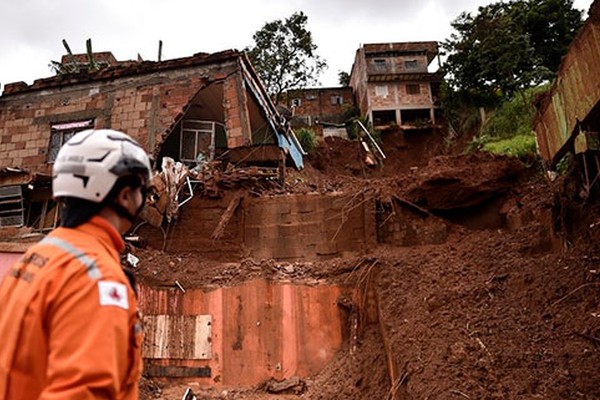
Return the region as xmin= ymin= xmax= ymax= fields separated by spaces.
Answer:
xmin=138 ymin=130 xmax=600 ymax=399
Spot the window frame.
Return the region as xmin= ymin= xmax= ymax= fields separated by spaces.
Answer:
xmin=404 ymin=60 xmax=418 ymax=69
xmin=48 ymin=119 xmax=94 ymax=163
xmin=330 ymin=95 xmax=343 ymax=105
xmin=406 ymin=84 xmax=421 ymax=95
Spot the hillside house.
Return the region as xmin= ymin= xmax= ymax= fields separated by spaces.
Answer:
xmin=284 ymin=41 xmax=444 ymax=138
xmin=284 ymin=86 xmax=355 ymax=138
xmin=350 ymin=42 xmax=443 ymax=130
xmin=0 ymin=49 xmax=303 ymax=232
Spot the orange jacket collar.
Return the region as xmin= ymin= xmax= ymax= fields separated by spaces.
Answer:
xmin=77 ymin=216 xmax=126 ymax=253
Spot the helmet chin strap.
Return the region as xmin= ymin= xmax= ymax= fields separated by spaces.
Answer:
xmin=109 ymin=203 xmax=137 ymax=224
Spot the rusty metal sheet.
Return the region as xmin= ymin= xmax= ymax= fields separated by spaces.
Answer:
xmin=143 ymin=314 xmax=212 ymax=360
xmin=534 ymin=14 xmax=600 ymax=166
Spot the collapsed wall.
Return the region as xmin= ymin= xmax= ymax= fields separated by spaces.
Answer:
xmin=135 ymin=190 xmax=455 ymax=389
xmin=137 ymin=191 xmax=449 ymax=262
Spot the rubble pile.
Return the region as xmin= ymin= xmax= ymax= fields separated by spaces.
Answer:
xmin=136 ymin=133 xmax=600 ymax=399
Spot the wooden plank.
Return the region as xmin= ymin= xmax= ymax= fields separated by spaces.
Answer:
xmin=143 ymin=315 xmax=212 ymax=360
xmin=211 ymin=194 xmax=243 ymax=240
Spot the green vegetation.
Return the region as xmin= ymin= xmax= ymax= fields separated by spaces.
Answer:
xmin=246 ymin=12 xmax=327 ymax=105
xmin=296 ymin=128 xmax=318 ymax=154
xmin=468 ymin=85 xmax=549 ymax=160
xmin=441 ymin=0 xmax=583 ymax=160
xmin=442 ymin=0 xmax=582 ymax=102
xmin=480 ymin=135 xmax=537 ymax=158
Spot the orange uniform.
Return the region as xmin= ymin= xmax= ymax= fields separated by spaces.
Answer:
xmin=0 ymin=216 xmax=142 ymax=399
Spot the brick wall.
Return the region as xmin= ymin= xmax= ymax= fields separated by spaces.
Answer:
xmin=0 ymin=61 xmax=240 ymax=173
xmin=288 ymin=87 xmax=354 ymax=126
xmin=377 ymin=202 xmax=447 ymax=246
xmin=368 ymin=82 xmax=432 ymax=109
xmin=223 ymin=75 xmax=252 ymax=148
xmin=138 ymin=192 xmax=245 ymax=259
xmin=137 ymin=192 xmax=377 ymax=262
xmin=244 ymin=193 xmax=376 ymax=260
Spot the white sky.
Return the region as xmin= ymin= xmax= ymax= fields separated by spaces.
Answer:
xmin=0 ymin=0 xmax=594 ymax=91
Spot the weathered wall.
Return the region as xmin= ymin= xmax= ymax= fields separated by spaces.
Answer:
xmin=139 ymin=192 xmax=377 ymax=261
xmin=377 ymin=202 xmax=448 ymax=246
xmin=0 ymin=59 xmax=241 ymax=173
xmin=288 ymin=87 xmax=355 ymax=127
xmin=533 ymin=6 xmax=600 ymax=165
xmin=244 ymin=193 xmax=376 ymax=260
xmin=137 ymin=191 xmax=244 ymax=259
xmin=138 ymin=280 xmax=353 ymax=387
xmin=368 ymin=82 xmax=432 ymax=110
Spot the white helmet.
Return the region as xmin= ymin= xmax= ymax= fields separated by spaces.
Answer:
xmin=53 ymin=129 xmax=151 ymax=202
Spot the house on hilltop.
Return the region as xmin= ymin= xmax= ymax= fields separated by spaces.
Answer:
xmin=350 ymin=41 xmax=443 ymax=130
xmin=0 ymin=49 xmax=303 ymax=232
xmin=283 ymin=41 xmax=444 ymax=139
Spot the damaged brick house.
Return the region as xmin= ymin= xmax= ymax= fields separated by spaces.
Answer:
xmin=0 ymin=49 xmax=304 ymax=237
xmin=350 ymin=41 xmax=443 ymax=130
xmin=285 ymin=41 xmax=444 ymax=137
xmin=284 ymin=86 xmax=355 ymax=138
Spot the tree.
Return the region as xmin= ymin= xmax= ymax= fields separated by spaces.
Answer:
xmin=247 ymin=11 xmax=327 ymax=104
xmin=338 ymin=71 xmax=350 ymax=86
xmin=442 ymin=0 xmax=582 ymax=103
xmin=518 ymin=0 xmax=583 ymax=72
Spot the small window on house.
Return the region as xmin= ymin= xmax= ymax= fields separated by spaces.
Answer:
xmin=180 ymin=120 xmax=218 ymax=163
xmin=291 ymin=98 xmax=302 ymax=107
xmin=375 ymin=85 xmax=389 ymax=97
xmin=48 ymin=120 xmax=94 ymax=163
xmin=406 ymin=84 xmax=421 ymax=95
xmin=0 ymin=185 xmax=24 ymax=227
xmin=405 ymin=60 xmax=418 ymax=69
xmin=306 ymin=94 xmax=317 ymax=100
xmin=373 ymin=59 xmax=387 ymax=72
xmin=330 ymin=95 xmax=343 ymax=105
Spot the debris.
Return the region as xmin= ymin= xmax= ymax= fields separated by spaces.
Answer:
xmin=211 ymin=194 xmax=243 ymax=240
xmin=175 ymin=280 xmax=186 ymax=293
xmin=265 ymin=376 xmax=305 ymax=394
xmin=126 ymin=253 xmax=140 ymax=268
xmin=181 ymin=388 xmax=197 ymax=400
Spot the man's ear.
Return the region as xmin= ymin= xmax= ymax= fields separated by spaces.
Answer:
xmin=114 ymin=185 xmax=135 ymax=208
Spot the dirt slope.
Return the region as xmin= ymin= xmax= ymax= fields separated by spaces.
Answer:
xmin=139 ymin=133 xmax=600 ymax=399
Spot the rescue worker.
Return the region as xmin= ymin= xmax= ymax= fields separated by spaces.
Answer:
xmin=0 ymin=129 xmax=151 ymax=399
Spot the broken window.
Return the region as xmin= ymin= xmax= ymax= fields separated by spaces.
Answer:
xmin=330 ymin=95 xmax=343 ymax=105
xmin=404 ymin=60 xmax=418 ymax=69
xmin=25 ymin=184 xmax=59 ymax=232
xmin=180 ymin=120 xmax=222 ymax=163
xmin=375 ymin=85 xmax=389 ymax=97
xmin=48 ymin=120 xmax=94 ymax=162
xmin=406 ymin=84 xmax=421 ymax=95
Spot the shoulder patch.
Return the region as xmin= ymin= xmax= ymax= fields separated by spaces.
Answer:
xmin=98 ymin=281 xmax=129 ymax=310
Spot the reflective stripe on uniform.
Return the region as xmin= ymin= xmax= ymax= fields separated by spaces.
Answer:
xmin=40 ymin=236 xmax=103 ymax=280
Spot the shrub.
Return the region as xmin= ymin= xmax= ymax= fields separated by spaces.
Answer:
xmin=481 ymin=134 xmax=537 ymax=159
xmin=296 ymin=128 xmax=318 ymax=153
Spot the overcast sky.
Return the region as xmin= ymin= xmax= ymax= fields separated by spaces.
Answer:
xmin=0 ymin=0 xmax=594 ymax=91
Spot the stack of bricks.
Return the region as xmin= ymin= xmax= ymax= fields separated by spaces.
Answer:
xmin=223 ymin=75 xmax=251 ymax=148
xmin=244 ymin=193 xmax=374 ymax=261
